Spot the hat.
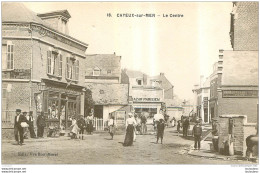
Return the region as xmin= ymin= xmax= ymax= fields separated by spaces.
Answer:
xmin=16 ymin=109 xmax=21 ymax=113
xmin=196 ymin=119 xmax=200 ymax=123
xmin=128 ymin=113 xmax=133 ymax=117
xmin=23 ymin=110 xmax=28 ymax=113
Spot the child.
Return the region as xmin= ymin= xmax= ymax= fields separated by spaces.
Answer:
xmin=108 ymin=114 xmax=116 ymax=139
xmin=156 ymin=119 xmax=165 ymax=144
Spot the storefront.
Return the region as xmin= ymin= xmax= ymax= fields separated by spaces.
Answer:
xmin=35 ymin=79 xmax=84 ymax=129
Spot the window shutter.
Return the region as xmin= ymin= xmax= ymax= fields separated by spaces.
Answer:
xmin=2 ymin=46 xmax=7 ymax=70
xmin=58 ymin=54 xmax=62 ymax=77
xmin=76 ymin=60 xmax=79 ymax=81
xmin=11 ymin=45 xmax=14 ymax=69
xmin=66 ymin=57 xmax=69 ymax=79
xmin=47 ymin=51 xmax=51 ymax=74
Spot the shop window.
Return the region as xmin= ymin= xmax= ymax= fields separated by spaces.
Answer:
xmin=47 ymin=50 xmax=62 ymax=77
xmin=48 ymin=100 xmax=59 ymax=120
xmin=66 ymin=56 xmax=79 ymax=81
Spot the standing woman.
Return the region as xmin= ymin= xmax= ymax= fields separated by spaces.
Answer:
xmin=108 ymin=113 xmax=116 ymax=139
xmin=86 ymin=114 xmax=94 ymax=135
xmin=123 ymin=113 xmax=137 ymax=146
xmin=70 ymin=117 xmax=79 ymax=139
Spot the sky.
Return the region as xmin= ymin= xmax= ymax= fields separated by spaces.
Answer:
xmin=24 ymin=2 xmax=233 ymax=102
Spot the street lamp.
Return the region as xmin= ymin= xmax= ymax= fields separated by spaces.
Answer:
xmin=37 ymin=82 xmax=46 ymax=91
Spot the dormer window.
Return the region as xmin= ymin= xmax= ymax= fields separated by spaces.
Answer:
xmin=137 ymin=79 xmax=142 ymax=85
xmin=93 ymin=67 xmax=101 ymax=76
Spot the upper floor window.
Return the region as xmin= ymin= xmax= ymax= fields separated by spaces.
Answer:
xmin=47 ymin=50 xmax=62 ymax=77
xmin=93 ymin=67 xmax=101 ymax=76
xmin=66 ymin=56 xmax=79 ymax=81
xmin=107 ymin=70 xmax=111 ymax=74
xmin=7 ymin=42 xmax=14 ymax=70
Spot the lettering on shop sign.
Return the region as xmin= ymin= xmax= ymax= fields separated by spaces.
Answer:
xmin=2 ymin=69 xmax=31 ymax=79
xmin=222 ymin=90 xmax=258 ymax=98
xmin=133 ymin=98 xmax=161 ymax=102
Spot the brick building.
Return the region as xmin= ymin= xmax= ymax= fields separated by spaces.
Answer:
xmin=84 ymin=53 xmax=129 ymax=124
xmin=121 ymin=69 xmax=174 ymax=118
xmin=2 ymin=2 xmax=88 ymax=128
xmin=230 ymin=2 xmax=259 ymax=51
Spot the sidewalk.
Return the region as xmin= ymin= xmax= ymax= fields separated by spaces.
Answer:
xmin=187 ymin=133 xmax=251 ymax=162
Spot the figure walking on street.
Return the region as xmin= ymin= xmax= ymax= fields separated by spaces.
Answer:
xmin=37 ymin=112 xmax=46 ymax=138
xmin=77 ymin=115 xmax=86 ymax=140
xmin=140 ymin=113 xmax=147 ymax=135
xmin=123 ymin=113 xmax=137 ymax=146
xmin=156 ymin=119 xmax=165 ymax=144
xmin=192 ymin=119 xmax=202 ymax=150
xmin=27 ymin=111 xmax=36 ymax=138
xmin=14 ymin=109 xmax=28 ymax=145
xmin=183 ymin=118 xmax=189 ymax=137
xmin=108 ymin=113 xmax=116 ymax=140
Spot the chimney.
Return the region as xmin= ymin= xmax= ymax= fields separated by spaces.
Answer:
xmin=37 ymin=10 xmax=71 ymax=35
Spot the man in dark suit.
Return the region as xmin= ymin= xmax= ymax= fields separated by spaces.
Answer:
xmin=14 ymin=109 xmax=28 ymax=145
xmin=37 ymin=112 xmax=46 ymax=138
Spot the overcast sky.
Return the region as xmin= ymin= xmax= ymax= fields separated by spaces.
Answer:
xmin=24 ymin=2 xmax=233 ymax=101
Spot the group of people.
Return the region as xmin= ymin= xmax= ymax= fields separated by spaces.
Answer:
xmin=70 ymin=115 xmax=94 ymax=140
xmin=123 ymin=109 xmax=166 ymax=146
xmin=14 ymin=109 xmax=46 ymax=145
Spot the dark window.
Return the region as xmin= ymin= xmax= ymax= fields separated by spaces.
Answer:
xmin=94 ymin=105 xmax=103 ymax=118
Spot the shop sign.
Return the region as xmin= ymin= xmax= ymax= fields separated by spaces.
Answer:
xmin=222 ymin=90 xmax=258 ymax=98
xmin=2 ymin=69 xmax=31 ymax=79
xmin=133 ymin=98 xmax=161 ymax=102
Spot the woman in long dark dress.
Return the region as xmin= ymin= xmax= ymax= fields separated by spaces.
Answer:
xmin=123 ymin=113 xmax=137 ymax=146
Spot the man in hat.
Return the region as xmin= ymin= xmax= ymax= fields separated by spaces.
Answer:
xmin=192 ymin=119 xmax=203 ymax=150
xmin=14 ymin=109 xmax=28 ymax=145
xmin=37 ymin=111 xmax=46 ymax=138
xmin=28 ymin=111 xmax=36 ymax=138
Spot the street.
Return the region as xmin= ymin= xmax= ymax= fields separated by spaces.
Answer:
xmin=2 ymin=127 xmax=251 ymax=164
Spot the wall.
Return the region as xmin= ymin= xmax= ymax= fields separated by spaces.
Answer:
xmin=218 ymin=91 xmax=258 ymax=123
xmin=103 ymin=105 xmax=125 ymax=122
xmin=233 ymin=2 xmax=259 ymax=51
xmin=218 ymin=115 xmax=246 ymax=155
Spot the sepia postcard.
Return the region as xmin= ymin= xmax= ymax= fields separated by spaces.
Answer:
xmin=1 ymin=1 xmax=259 ymax=169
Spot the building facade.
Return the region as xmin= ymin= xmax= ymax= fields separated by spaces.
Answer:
xmin=84 ymin=54 xmax=128 ymax=123
xmin=192 ymin=76 xmax=210 ymax=123
xmin=121 ymin=69 xmax=174 ymax=118
xmin=2 ymin=3 xmax=88 ymax=128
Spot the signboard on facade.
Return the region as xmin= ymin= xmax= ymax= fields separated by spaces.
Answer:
xmin=2 ymin=69 xmax=31 ymax=79
xmin=222 ymin=90 xmax=258 ymax=98
xmin=133 ymin=98 xmax=161 ymax=102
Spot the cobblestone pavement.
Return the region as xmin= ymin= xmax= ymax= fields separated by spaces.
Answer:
xmin=2 ymin=127 xmax=251 ymax=164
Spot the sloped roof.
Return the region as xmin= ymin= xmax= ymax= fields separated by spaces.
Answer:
xmin=2 ymin=2 xmax=46 ymax=25
xmin=125 ymin=70 xmax=146 ymax=78
xmin=85 ymin=83 xmax=128 ymax=105
xmin=222 ymin=50 xmax=258 ymax=85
